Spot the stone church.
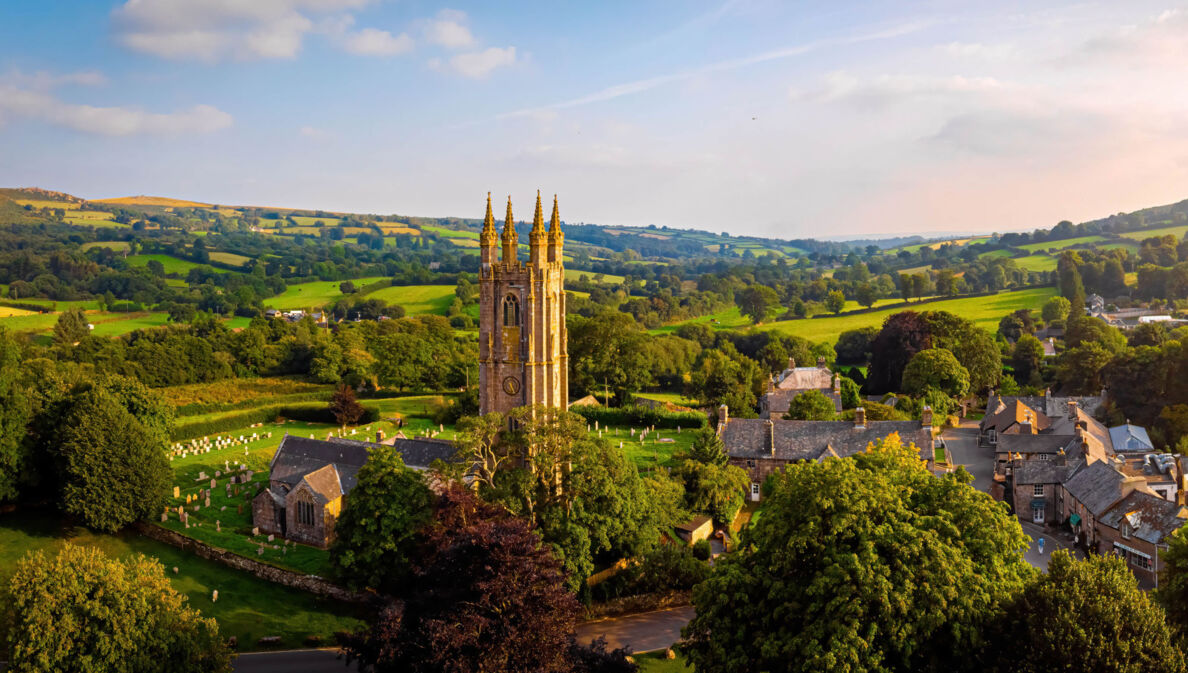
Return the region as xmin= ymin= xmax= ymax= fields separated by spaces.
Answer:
xmin=478 ymin=192 xmax=568 ymax=415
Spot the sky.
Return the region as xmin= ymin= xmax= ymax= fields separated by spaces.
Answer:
xmin=2 ymin=1 xmax=1188 ymax=239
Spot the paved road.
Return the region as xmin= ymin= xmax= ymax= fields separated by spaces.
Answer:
xmin=576 ymin=606 xmax=693 ymax=653
xmin=233 ymin=649 xmax=357 ymax=672
xmin=942 ymin=426 xmax=993 ymax=491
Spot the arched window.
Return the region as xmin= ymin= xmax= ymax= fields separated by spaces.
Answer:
xmin=503 ymin=293 xmax=520 ymax=327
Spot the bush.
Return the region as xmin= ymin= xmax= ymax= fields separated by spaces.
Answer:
xmin=591 ymin=545 xmax=711 ymax=602
xmin=691 ymin=540 xmax=711 ymax=561
xmin=172 ymin=403 xmax=379 ymax=440
xmin=571 ymin=405 xmax=707 ymax=430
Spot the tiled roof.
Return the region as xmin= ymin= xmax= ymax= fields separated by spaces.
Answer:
xmin=981 ymin=398 xmax=1050 ymax=434
xmin=1063 ymin=461 xmax=1143 ymax=516
xmin=1109 ymin=424 xmax=1154 ymax=453
xmin=722 ymin=418 xmax=932 ymax=462
xmin=1098 ymin=491 xmax=1187 ymax=545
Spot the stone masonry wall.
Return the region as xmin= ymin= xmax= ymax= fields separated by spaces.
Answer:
xmin=134 ymin=523 xmax=369 ymax=604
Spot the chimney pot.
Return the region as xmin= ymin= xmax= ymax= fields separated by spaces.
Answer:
xmin=854 ymin=407 xmax=866 ymax=428
xmin=719 ymin=404 xmax=729 ymax=428
xmin=921 ymin=406 xmax=933 ymax=427
xmin=817 ymin=356 xmax=827 ymax=369
xmin=1067 ymin=400 xmax=1078 ymax=421
xmin=376 ymin=430 xmax=385 ymax=443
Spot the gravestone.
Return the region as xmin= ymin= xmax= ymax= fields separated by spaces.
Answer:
xmin=212 ymin=590 xmax=218 ymax=602
xmin=267 ymin=534 xmax=274 ymax=542
xmin=173 ymin=486 xmax=180 ymax=498
xmin=252 ymin=527 xmax=259 ymax=536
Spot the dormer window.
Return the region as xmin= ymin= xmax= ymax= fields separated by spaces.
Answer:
xmin=1121 ymin=522 xmax=1130 ymax=539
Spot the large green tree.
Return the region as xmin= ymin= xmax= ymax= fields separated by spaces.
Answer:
xmin=330 ymin=446 xmax=435 ymax=594
xmin=998 ymin=551 xmax=1183 ymax=673
xmin=901 ymin=348 xmax=970 ymax=397
xmin=673 ymin=459 xmax=750 ymax=524
xmin=736 ymin=285 xmax=781 ymax=324
xmin=54 ymin=386 xmax=173 ymax=531
xmin=1011 ymin=335 xmax=1046 ymax=386
xmin=52 ymin=308 xmax=90 ymax=346
xmin=4 ymin=546 xmax=231 ymax=673
xmin=782 ymin=389 xmax=837 ymax=420
xmin=683 ymin=434 xmax=1033 ymax=673
xmin=0 ymin=328 xmax=30 ymax=502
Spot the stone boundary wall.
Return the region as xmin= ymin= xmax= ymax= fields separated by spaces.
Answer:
xmin=583 ymin=590 xmax=691 ymax=620
xmin=134 ymin=523 xmax=371 ymax=604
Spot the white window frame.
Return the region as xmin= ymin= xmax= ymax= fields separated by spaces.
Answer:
xmin=1033 ymin=484 xmax=1044 ymax=497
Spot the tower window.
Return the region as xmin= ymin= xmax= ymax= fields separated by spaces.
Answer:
xmin=503 ymin=293 xmax=521 ymax=327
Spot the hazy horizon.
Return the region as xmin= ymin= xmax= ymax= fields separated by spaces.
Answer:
xmin=3 ymin=1 xmax=1188 ymax=238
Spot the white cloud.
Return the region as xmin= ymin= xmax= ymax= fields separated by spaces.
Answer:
xmin=0 ymin=86 xmax=232 ymax=135
xmin=437 ymin=46 xmax=517 ymax=78
xmin=112 ymin=0 xmax=373 ymax=61
xmin=340 ymin=27 xmax=413 ymax=55
xmin=0 ymin=69 xmax=108 ymax=89
xmin=422 ymin=9 xmax=474 ymax=49
xmin=791 ymin=72 xmax=1005 ymax=107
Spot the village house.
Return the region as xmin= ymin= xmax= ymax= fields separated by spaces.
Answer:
xmin=1013 ymin=461 xmax=1074 ymax=525
xmin=721 ymin=405 xmax=934 ymax=502
xmin=979 ymin=391 xmax=1104 ymax=447
xmin=759 ymin=357 xmax=841 ymax=419
xmin=252 ymin=432 xmax=457 ymax=548
xmin=1095 ymin=491 xmax=1188 ymax=587
xmin=1059 ymin=460 xmax=1152 ymax=553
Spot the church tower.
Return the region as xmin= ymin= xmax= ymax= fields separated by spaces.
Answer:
xmin=478 ymin=192 xmax=568 ymax=415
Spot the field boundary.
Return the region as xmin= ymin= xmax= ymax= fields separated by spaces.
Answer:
xmin=134 ymin=522 xmax=371 ymax=604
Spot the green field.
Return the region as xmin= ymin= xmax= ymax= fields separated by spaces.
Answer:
xmin=364 ymin=284 xmax=457 ymax=315
xmin=127 ymin=254 xmax=224 ymax=275
xmin=755 ymin=287 xmax=1057 ymax=343
xmin=208 ymin=251 xmax=252 ymax=267
xmin=1121 ymin=224 xmax=1188 ymax=241
xmin=89 ymin=312 xmax=171 ymax=336
xmin=0 ymin=510 xmax=365 ymax=652
xmin=1016 ymin=235 xmax=1104 ymax=253
xmin=81 ymin=241 xmax=131 ymax=252
xmin=1013 ymin=255 xmax=1058 ymax=272
xmin=0 ymin=312 xmax=61 ymax=332
xmin=263 ymin=277 xmax=389 ymax=311
xmin=421 ymin=224 xmax=479 ymax=239
xmin=565 ymin=269 xmax=627 ymax=284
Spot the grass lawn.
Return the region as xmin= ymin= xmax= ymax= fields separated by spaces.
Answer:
xmin=1121 ymin=224 xmax=1188 ymax=241
xmin=0 ymin=510 xmax=366 ymax=653
xmin=635 ymin=650 xmax=693 ymax=672
xmin=1015 ymin=235 xmax=1104 ymax=253
xmin=263 ymin=277 xmax=389 ymax=311
xmin=364 ymin=284 xmax=457 ymax=315
xmin=0 ymin=306 xmax=37 ymax=318
xmin=603 ymin=424 xmax=699 ymax=474
xmin=81 ymin=240 xmax=131 ymax=252
xmin=633 ymin=392 xmax=699 ymax=407
xmin=127 ymin=254 xmax=224 ymax=275
xmin=0 ymin=312 xmax=61 ymax=332
xmin=978 ymin=248 xmax=1015 ymax=259
xmin=754 ymin=287 xmax=1057 ymax=344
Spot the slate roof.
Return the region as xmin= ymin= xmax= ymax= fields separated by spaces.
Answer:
xmin=981 ymin=398 xmax=1050 ymax=434
xmin=982 ymin=393 xmax=1106 ymax=433
xmin=301 ymin=463 xmax=343 ymax=503
xmin=1109 ymin=424 xmax=1154 ymax=453
xmin=774 ymin=364 xmax=832 ymax=391
xmin=1098 ymin=491 xmax=1187 ymax=544
xmin=1063 ymin=460 xmax=1145 ymax=516
xmin=1014 ymin=461 xmax=1074 ymax=485
xmin=675 ymin=515 xmax=713 ymax=533
xmin=722 ymin=418 xmax=932 ymax=462
xmin=269 ymin=434 xmax=459 ymax=496
xmin=995 ymin=433 xmax=1073 ymax=455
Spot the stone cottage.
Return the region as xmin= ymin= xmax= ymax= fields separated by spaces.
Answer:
xmin=759 ymin=357 xmax=841 ymax=419
xmin=252 ymin=433 xmax=457 ymax=548
xmin=722 ymin=405 xmax=934 ymax=502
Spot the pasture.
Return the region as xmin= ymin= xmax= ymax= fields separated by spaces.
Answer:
xmin=365 ymin=284 xmax=457 ymax=315
xmin=566 ymin=269 xmax=627 ymax=284
xmin=207 ymin=251 xmax=252 ymax=267
xmin=1121 ymin=224 xmax=1188 ymax=241
xmin=262 ymin=277 xmax=389 ymax=311
xmin=126 ymin=254 xmax=224 ymax=275
xmin=14 ymin=199 xmax=81 ymax=210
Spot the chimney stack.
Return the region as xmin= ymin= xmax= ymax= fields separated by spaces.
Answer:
xmin=788 ymin=357 xmax=795 ymax=370
xmin=1067 ymin=400 xmax=1078 ymax=421
xmin=854 ymin=407 xmax=866 ymax=429
xmin=921 ymin=406 xmax=933 ymax=428
xmin=1020 ymin=421 xmax=1032 ymax=434
xmin=817 ymin=356 xmax=827 ymax=369
xmin=765 ymin=419 xmax=775 ymax=457
xmin=718 ymin=404 xmax=729 ymax=428
xmin=376 ymin=430 xmax=385 ymax=443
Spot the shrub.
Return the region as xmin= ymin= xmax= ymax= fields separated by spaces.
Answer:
xmin=591 ymin=546 xmax=711 ymax=601
xmin=571 ymin=405 xmax=707 ymax=430
xmin=691 ymin=540 xmax=711 ymax=561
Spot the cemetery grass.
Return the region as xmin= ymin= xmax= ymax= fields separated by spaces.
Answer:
xmin=262 ymin=277 xmax=389 ymax=311
xmin=0 ymin=509 xmax=366 ymax=653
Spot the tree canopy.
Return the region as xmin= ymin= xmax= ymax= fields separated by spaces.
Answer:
xmin=901 ymin=348 xmax=970 ymax=398
xmin=783 ymin=389 xmax=837 ymax=420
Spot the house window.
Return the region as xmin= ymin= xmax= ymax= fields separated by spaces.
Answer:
xmin=502 ymin=293 xmax=520 ymax=327
xmin=1131 ymin=554 xmax=1151 ymax=571
xmin=751 ymin=483 xmax=760 ymax=496
xmin=297 ymin=500 xmax=315 ymax=527
xmin=1121 ymin=523 xmax=1130 ymax=539
xmin=1038 ymin=454 xmax=1050 ymax=461
xmin=1033 ymin=484 xmax=1044 ymax=497
xmin=746 ymin=460 xmax=755 ymax=468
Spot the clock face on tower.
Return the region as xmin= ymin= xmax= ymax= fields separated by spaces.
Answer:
xmin=502 ymin=376 xmax=521 ymax=396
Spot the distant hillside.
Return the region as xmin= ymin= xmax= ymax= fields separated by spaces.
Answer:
xmin=93 ymin=195 xmax=213 ymax=208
